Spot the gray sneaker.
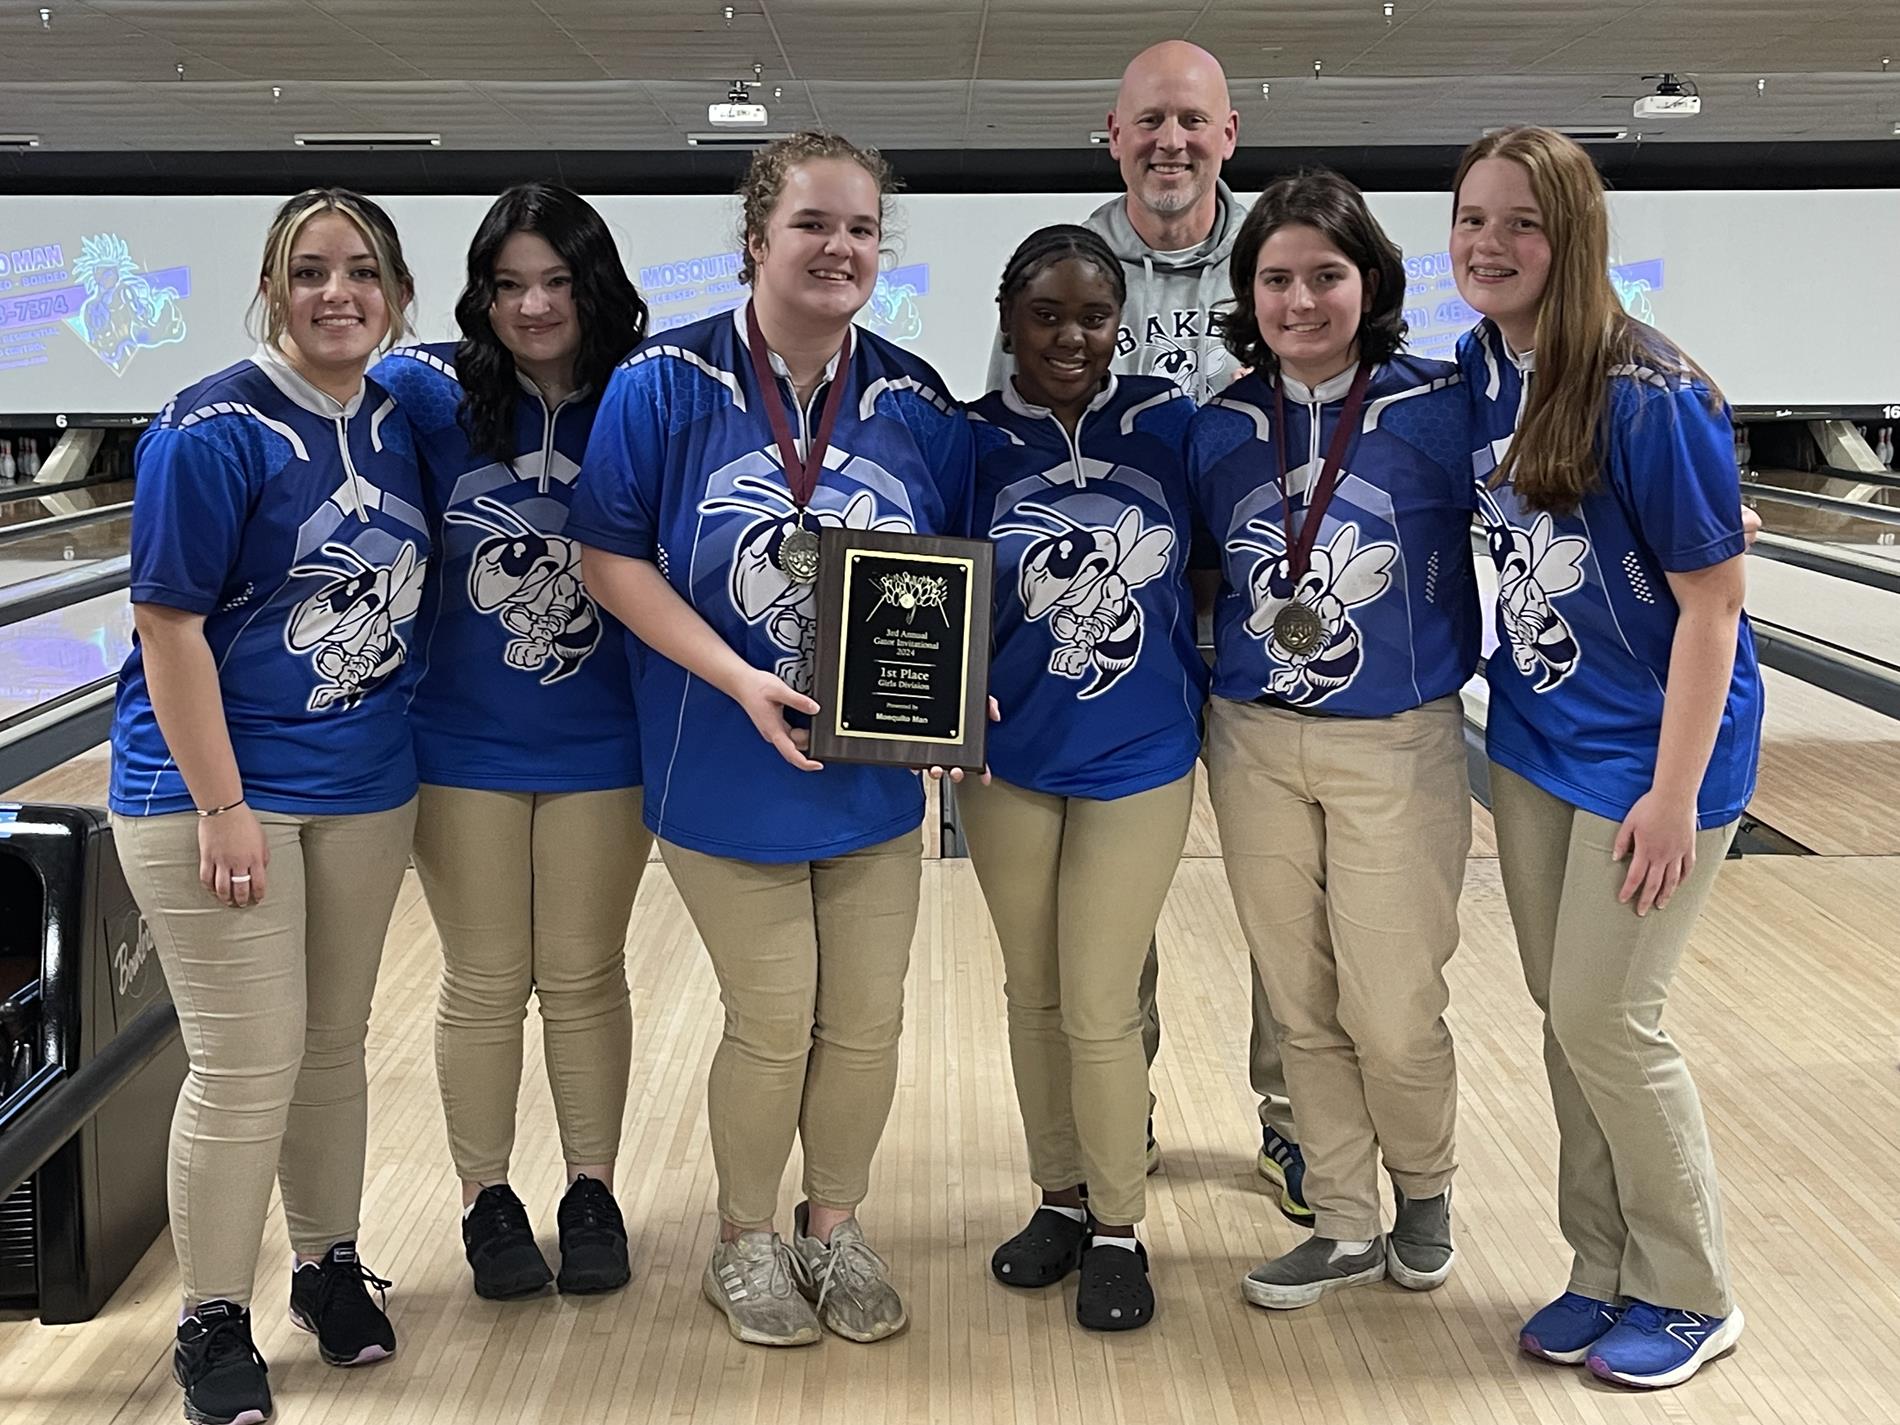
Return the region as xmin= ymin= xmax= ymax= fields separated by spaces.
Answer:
xmin=702 ymin=1231 xmax=822 ymax=1347
xmin=790 ymin=1203 xmax=908 ymax=1342
xmin=1242 ymin=1236 xmax=1385 ymax=1310
xmin=1387 ymin=1186 xmax=1455 ymax=1291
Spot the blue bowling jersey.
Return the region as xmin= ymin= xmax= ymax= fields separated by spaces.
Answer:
xmin=1190 ymin=356 xmax=1480 ymax=716
xmin=373 ymin=343 xmax=641 ymax=791
xmin=568 ymin=308 xmax=974 ymax=862
xmin=111 ymin=345 xmax=430 ymax=817
xmin=1460 ymin=319 xmax=1763 ymax=827
xmin=967 ymin=375 xmax=1207 ymax=798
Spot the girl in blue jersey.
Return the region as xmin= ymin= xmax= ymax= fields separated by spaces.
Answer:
xmin=1190 ymin=171 xmax=1479 ymax=1312
xmin=109 ymin=189 xmax=426 ymax=1425
xmin=570 ymin=132 xmax=972 ymax=1349
xmin=961 ymin=225 xmax=1206 ymax=1332
xmin=373 ymin=184 xmax=649 ymax=1304
xmin=1453 ymin=127 xmax=1760 ymax=1391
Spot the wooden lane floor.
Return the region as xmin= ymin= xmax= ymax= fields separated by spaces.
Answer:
xmin=1 ymin=843 xmax=1894 ymax=1425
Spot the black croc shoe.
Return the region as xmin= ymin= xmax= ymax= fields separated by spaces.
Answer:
xmin=990 ymin=1207 xmax=1090 ymax=1288
xmin=1075 ymin=1239 xmax=1154 ymax=1331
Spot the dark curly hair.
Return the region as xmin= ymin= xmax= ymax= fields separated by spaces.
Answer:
xmin=453 ymin=183 xmax=648 ymax=466
xmin=994 ymin=224 xmax=1126 ymax=348
xmin=1217 ymin=169 xmax=1408 ymax=378
xmin=736 ymin=131 xmax=898 ymax=286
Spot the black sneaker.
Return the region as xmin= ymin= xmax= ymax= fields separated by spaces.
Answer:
xmin=288 ymin=1242 xmax=396 ymax=1366
xmin=556 ymin=1175 xmax=631 ymax=1295
xmin=175 ymin=1300 xmax=271 ymax=1425
xmin=462 ymin=1184 xmax=554 ymax=1299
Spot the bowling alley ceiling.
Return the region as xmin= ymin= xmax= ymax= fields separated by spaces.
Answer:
xmin=3 ymin=0 xmax=1899 ymax=185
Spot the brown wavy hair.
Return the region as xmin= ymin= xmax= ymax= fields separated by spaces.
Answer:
xmin=1454 ymin=127 xmax=1717 ymax=515
xmin=249 ymin=188 xmax=413 ymax=351
xmin=736 ymin=131 xmax=897 ymax=286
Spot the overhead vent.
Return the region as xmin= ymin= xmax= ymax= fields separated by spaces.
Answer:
xmin=293 ymin=133 xmax=442 ymax=149
xmin=0 ymin=134 xmax=42 ymax=149
xmin=685 ymin=131 xmax=792 ymax=148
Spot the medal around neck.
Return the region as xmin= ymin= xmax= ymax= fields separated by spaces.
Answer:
xmin=1272 ymin=602 xmax=1325 ymax=656
xmin=809 ymin=526 xmax=995 ymax=772
xmin=778 ymin=522 xmax=822 ymax=584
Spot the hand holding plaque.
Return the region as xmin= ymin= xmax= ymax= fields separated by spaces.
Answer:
xmin=808 ymin=527 xmax=994 ymax=772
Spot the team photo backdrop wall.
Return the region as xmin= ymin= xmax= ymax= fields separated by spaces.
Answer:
xmin=2 ymin=188 xmax=1895 ymax=416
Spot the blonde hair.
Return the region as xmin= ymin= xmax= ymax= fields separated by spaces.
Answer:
xmin=249 ymin=188 xmax=415 ymax=351
xmin=736 ymin=131 xmax=897 ymax=286
xmin=1453 ymin=127 xmax=1716 ymax=515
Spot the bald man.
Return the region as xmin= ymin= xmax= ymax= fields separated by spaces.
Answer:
xmin=986 ymin=40 xmax=1309 ymax=1227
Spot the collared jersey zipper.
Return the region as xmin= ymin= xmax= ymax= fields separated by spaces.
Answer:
xmin=334 ymin=415 xmax=368 ymax=523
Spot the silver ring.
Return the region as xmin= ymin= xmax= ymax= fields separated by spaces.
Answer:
xmin=230 ymin=874 xmax=252 ymax=883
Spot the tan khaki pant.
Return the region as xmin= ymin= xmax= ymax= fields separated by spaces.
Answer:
xmin=412 ymin=784 xmax=651 ymax=1182
xmin=660 ymin=829 xmax=922 ymax=1228
xmin=959 ymin=773 xmax=1195 ymax=1226
xmin=1207 ymin=696 xmax=1469 ymax=1239
xmin=1490 ymin=764 xmax=1736 ymax=1316
xmin=111 ymin=801 xmax=417 ymax=1307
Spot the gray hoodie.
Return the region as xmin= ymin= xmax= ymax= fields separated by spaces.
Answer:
xmin=987 ymin=179 xmax=1248 ymax=405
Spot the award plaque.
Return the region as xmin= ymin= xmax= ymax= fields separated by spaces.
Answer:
xmin=809 ymin=526 xmax=993 ymax=771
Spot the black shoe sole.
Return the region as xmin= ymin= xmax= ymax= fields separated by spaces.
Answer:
xmin=557 ymin=1257 xmax=631 ymax=1295
xmin=990 ymin=1212 xmax=1090 ymax=1289
xmin=180 ymin=1399 xmax=271 ymax=1425
xmin=471 ymin=1266 xmax=555 ymax=1301
xmin=1074 ymin=1245 xmax=1155 ymax=1332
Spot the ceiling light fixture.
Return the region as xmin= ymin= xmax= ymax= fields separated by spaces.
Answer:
xmin=1313 ymin=58 xmax=1323 ymax=78
xmin=1756 ymin=77 xmax=1766 ymax=97
xmin=1089 ymin=129 xmax=1110 ymax=144
xmin=0 ymin=134 xmax=42 ymax=148
xmin=175 ymin=62 xmax=185 ymax=80
xmin=1382 ymin=2 xmax=1394 ymax=21
xmin=686 ymin=130 xmax=790 ymax=147
xmin=38 ymin=8 xmax=50 ymax=29
xmin=271 ymin=85 xmax=282 ymax=103
xmin=294 ymin=132 xmax=442 ymax=148
xmin=1260 ymin=81 xmax=1270 ymax=100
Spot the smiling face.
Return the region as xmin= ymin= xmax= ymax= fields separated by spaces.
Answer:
xmin=1004 ymin=256 xmax=1121 ymax=421
xmin=746 ymin=157 xmax=882 ymax=334
xmin=1250 ymin=222 xmax=1372 ymax=388
xmin=490 ymin=229 xmax=580 ymax=379
xmin=271 ymin=211 xmax=396 ymax=397
xmin=1452 ymin=156 xmax=1553 ymax=351
xmin=1107 ymin=42 xmax=1238 ymax=236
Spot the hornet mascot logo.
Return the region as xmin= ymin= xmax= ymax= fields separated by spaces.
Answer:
xmin=1230 ymin=517 xmax=1397 ymax=704
xmin=701 ymin=475 xmax=909 ymax=693
xmin=445 ymin=496 xmax=601 ymax=685
xmin=1475 ymin=483 xmax=1587 ymax=692
xmin=992 ymin=502 xmax=1173 ymax=700
xmin=285 ymin=540 xmax=425 ymax=711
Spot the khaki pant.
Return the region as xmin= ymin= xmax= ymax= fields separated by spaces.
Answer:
xmin=111 ymin=801 xmax=417 ymax=1307
xmin=412 ymin=784 xmax=651 ymax=1182
xmin=660 ymin=829 xmax=922 ymax=1229
xmin=959 ymin=773 xmax=1195 ymax=1226
xmin=1206 ymin=696 xmax=1469 ymax=1239
xmin=1490 ymin=764 xmax=1736 ymax=1316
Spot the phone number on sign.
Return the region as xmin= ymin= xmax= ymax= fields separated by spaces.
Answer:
xmin=2 ymin=293 xmax=71 ymax=327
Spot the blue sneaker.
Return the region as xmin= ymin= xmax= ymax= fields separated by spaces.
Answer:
xmin=1255 ymin=1127 xmax=1314 ymax=1228
xmin=1586 ymin=1301 xmax=1745 ymax=1389
xmin=1519 ymin=1291 xmax=1625 ymax=1364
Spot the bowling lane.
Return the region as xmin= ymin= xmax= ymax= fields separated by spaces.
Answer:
xmin=0 ymin=511 xmax=131 ymax=593
xmin=0 ymin=592 xmax=132 ymax=721
xmin=0 ymin=480 xmax=134 ymax=532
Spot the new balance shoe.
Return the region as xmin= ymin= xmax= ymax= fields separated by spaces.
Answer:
xmin=990 ymin=1206 xmax=1089 ymax=1287
xmin=461 ymin=1184 xmax=554 ymax=1300
xmin=1075 ymin=1239 xmax=1154 ymax=1331
xmin=287 ymin=1242 xmax=396 ymax=1366
xmin=1256 ymin=1127 xmax=1314 ymax=1228
xmin=1519 ymin=1291 xmax=1626 ymax=1364
xmin=1586 ymin=1301 xmax=1745 ymax=1389
xmin=174 ymin=1300 xmax=271 ymax=1425
xmin=790 ymin=1203 xmax=908 ymax=1342
xmin=702 ymin=1231 xmax=822 ymax=1347
xmin=556 ymin=1175 xmax=630 ymax=1295
xmin=1241 ymin=1236 xmax=1385 ymax=1310
xmin=1386 ymin=1186 xmax=1455 ymax=1290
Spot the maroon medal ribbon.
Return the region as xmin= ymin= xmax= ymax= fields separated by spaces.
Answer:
xmin=745 ymin=300 xmax=853 ymax=521
xmin=1270 ymin=362 xmax=1374 ymax=580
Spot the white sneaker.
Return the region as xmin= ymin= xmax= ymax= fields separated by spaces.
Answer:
xmin=701 ymin=1231 xmax=822 ymax=1347
xmin=790 ymin=1203 xmax=908 ymax=1342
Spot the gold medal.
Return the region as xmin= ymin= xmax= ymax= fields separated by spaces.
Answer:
xmin=1272 ymin=602 xmax=1325 ymax=655
xmin=778 ymin=524 xmax=822 ymax=584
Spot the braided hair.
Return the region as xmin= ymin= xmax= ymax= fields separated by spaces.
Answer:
xmin=995 ymin=224 xmax=1126 ymax=349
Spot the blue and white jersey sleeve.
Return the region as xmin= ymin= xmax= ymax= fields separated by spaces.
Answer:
xmin=128 ymin=426 xmax=253 ymax=613
xmin=1609 ymin=378 xmax=1747 ymax=572
xmin=970 ymin=375 xmax=1207 ymax=800
xmin=569 ymin=361 xmax=668 ymax=563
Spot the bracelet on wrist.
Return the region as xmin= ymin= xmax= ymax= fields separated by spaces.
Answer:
xmin=195 ymin=798 xmax=246 ymax=818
